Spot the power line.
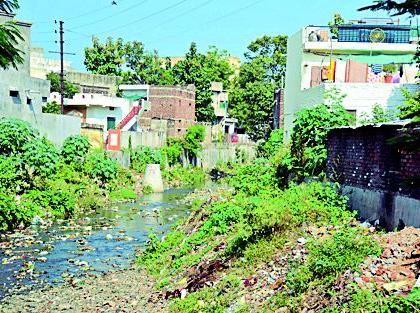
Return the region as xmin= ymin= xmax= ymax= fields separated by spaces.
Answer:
xmin=70 ymin=0 xmax=149 ymax=30
xmin=128 ymin=0 xmax=215 ymax=37
xmin=94 ymin=0 xmax=190 ymax=36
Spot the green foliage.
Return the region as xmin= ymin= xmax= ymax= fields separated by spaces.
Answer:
xmin=287 ymin=88 xmax=354 ymax=178
xmin=0 ymin=193 xmax=37 ymax=231
xmin=382 ymin=63 xmax=397 ymax=74
xmin=84 ymin=152 xmax=118 ymax=186
xmin=0 ymin=156 xmax=28 ymax=194
xmin=257 ymin=128 xmax=284 ymax=158
xmin=228 ymin=158 xmax=278 ymax=196
xmin=399 ymin=88 xmax=420 ymax=123
xmin=183 ymin=125 xmax=205 ymax=158
xmin=46 ymin=72 xmax=80 ymax=98
xmin=22 ymin=189 xmax=75 ymax=219
xmin=359 ymin=104 xmax=397 ymax=125
xmin=42 ymin=101 xmax=61 ymax=114
xmin=287 ymin=228 xmax=382 ymax=294
xmin=61 ymin=135 xmax=91 ymax=165
xmin=230 ymin=35 xmax=287 ymax=140
xmin=109 ymin=187 xmax=137 ymax=201
xmin=0 ymin=20 xmax=24 ymax=70
xmin=22 ymin=137 xmax=59 ymax=179
xmin=163 ymin=138 xmax=184 ymax=166
xmin=0 ymin=118 xmax=38 ymax=155
xmin=170 ymin=275 xmax=244 ymax=313
xmin=162 ymin=165 xmax=206 ymax=189
xmin=84 ymin=36 xmax=126 ymax=76
xmin=328 ymin=13 xmax=345 ymax=37
xmin=131 ymin=146 xmax=166 ymax=173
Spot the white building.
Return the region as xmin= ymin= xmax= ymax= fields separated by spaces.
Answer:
xmin=50 ymin=92 xmax=138 ymax=132
xmin=283 ymin=20 xmax=419 ymax=140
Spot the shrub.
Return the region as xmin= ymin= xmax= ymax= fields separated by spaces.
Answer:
xmin=0 ymin=194 xmax=37 ymax=231
xmin=287 ymin=227 xmax=382 ymax=294
xmin=164 ymin=137 xmax=184 ymax=166
xmin=228 ymin=158 xmax=278 ymax=196
xmin=42 ymin=101 xmax=61 ymax=114
xmin=162 ymin=165 xmax=206 ymax=188
xmin=22 ymin=189 xmax=76 ymax=219
xmin=131 ymin=147 xmax=166 ymax=173
xmin=22 ymin=137 xmax=59 ymax=178
xmin=84 ymin=152 xmax=118 ymax=187
xmin=61 ymin=135 xmax=91 ymax=165
xmin=183 ymin=125 xmax=206 ymax=158
xmin=288 ymin=88 xmax=354 ymax=179
xmin=0 ymin=118 xmax=38 ymax=155
xmin=0 ymin=156 xmax=28 ymax=194
xmin=257 ymin=128 xmax=284 ymax=158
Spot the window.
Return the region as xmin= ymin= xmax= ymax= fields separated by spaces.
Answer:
xmin=107 ymin=117 xmax=116 ymax=130
xmin=9 ymin=90 xmax=18 ymax=97
xmin=26 ymin=98 xmax=32 ymax=105
xmin=42 ymin=97 xmax=48 ymax=103
xmin=109 ymin=107 xmax=115 ymax=111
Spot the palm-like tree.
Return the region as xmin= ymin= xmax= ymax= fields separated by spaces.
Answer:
xmin=0 ymin=0 xmax=24 ymax=70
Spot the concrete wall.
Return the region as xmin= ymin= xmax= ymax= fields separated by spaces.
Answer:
xmin=120 ymin=130 xmax=167 ymax=149
xmin=66 ymin=72 xmax=119 ymax=96
xmin=195 ymin=143 xmax=256 ymax=169
xmin=81 ymin=126 xmax=104 ymax=149
xmin=0 ymin=13 xmax=50 ymax=115
xmin=0 ymin=103 xmax=81 ymax=147
xmin=327 ymin=124 xmax=420 ymax=229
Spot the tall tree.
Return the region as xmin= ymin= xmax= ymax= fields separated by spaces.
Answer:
xmin=173 ymin=43 xmax=234 ymax=122
xmin=84 ymin=37 xmax=125 ymax=76
xmin=229 ymin=35 xmax=288 ymax=141
xmin=0 ymin=0 xmax=23 ymax=70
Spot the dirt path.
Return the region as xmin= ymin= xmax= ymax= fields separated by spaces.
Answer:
xmin=0 ymin=268 xmax=168 ymax=313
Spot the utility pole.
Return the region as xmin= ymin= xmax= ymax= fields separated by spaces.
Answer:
xmin=59 ymin=21 xmax=64 ymax=114
xmin=49 ymin=20 xmax=75 ymax=114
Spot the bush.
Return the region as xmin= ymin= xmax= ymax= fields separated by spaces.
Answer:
xmin=61 ymin=135 xmax=91 ymax=165
xmin=84 ymin=152 xmax=118 ymax=187
xmin=287 ymin=227 xmax=382 ymax=294
xmin=162 ymin=165 xmax=206 ymax=188
xmin=164 ymin=138 xmax=184 ymax=166
xmin=131 ymin=147 xmax=166 ymax=173
xmin=42 ymin=101 xmax=61 ymax=114
xmin=0 ymin=156 xmax=28 ymax=194
xmin=0 ymin=194 xmax=38 ymax=231
xmin=0 ymin=118 xmax=38 ymax=155
xmin=287 ymin=88 xmax=354 ymax=179
xmin=228 ymin=158 xmax=278 ymax=196
xmin=22 ymin=137 xmax=59 ymax=178
xmin=257 ymin=128 xmax=284 ymax=158
xmin=183 ymin=125 xmax=206 ymax=158
xmin=22 ymin=189 xmax=76 ymax=219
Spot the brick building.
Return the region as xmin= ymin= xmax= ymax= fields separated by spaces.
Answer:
xmin=326 ymin=123 xmax=420 ymax=229
xmin=139 ymin=85 xmax=196 ymax=137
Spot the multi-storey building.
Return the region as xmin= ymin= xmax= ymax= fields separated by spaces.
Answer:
xmin=283 ymin=19 xmax=419 ymax=139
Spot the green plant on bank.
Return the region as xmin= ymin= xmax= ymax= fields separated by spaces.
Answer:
xmin=130 ymin=146 xmax=167 ymax=173
xmin=183 ymin=124 xmax=206 ymax=158
xmin=61 ymin=135 xmax=91 ymax=166
xmin=163 ymin=137 xmax=184 ymax=166
xmin=284 ymin=87 xmax=354 ymax=179
xmin=257 ymin=128 xmax=284 ymax=158
xmin=162 ymin=165 xmax=206 ymax=189
xmin=0 ymin=118 xmax=39 ymax=155
xmin=0 ymin=118 xmax=138 ymax=232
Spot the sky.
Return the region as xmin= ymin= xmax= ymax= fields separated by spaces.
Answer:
xmin=15 ymin=0 xmax=405 ymax=72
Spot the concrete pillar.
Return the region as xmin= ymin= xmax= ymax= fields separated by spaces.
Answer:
xmin=143 ymin=164 xmax=164 ymax=193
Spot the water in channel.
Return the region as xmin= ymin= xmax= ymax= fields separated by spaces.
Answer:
xmin=0 ymin=189 xmax=192 ymax=299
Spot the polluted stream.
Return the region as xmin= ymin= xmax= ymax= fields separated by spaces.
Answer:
xmin=0 ymin=189 xmax=192 ymax=300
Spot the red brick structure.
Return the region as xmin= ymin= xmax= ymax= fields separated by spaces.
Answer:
xmin=326 ymin=123 xmax=420 ymax=229
xmin=140 ymin=85 xmax=196 ymax=137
